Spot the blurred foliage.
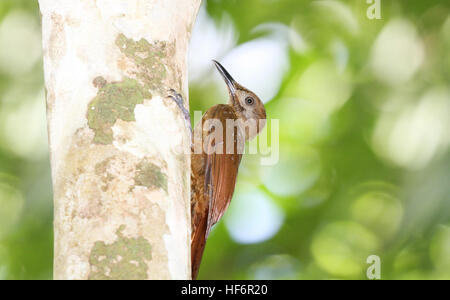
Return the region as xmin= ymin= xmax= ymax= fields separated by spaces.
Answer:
xmin=0 ymin=0 xmax=449 ymax=280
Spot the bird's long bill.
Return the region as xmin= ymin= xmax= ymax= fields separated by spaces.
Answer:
xmin=213 ymin=60 xmax=237 ymax=97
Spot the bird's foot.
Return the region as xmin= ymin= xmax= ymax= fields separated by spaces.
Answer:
xmin=167 ymin=89 xmax=193 ymax=143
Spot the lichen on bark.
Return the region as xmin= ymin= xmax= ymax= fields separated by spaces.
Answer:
xmin=134 ymin=158 xmax=168 ymax=193
xmin=87 ymin=77 xmax=150 ymax=145
xmin=55 ymin=129 xmax=172 ymax=279
xmin=87 ymin=33 xmax=176 ymax=146
xmin=95 ymin=156 xmax=115 ymax=192
xmin=88 ymin=225 xmax=152 ymax=280
xmin=115 ymin=33 xmax=175 ymax=94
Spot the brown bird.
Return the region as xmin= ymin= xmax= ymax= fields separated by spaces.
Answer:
xmin=169 ymin=60 xmax=266 ymax=280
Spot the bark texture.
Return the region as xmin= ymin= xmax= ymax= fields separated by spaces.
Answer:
xmin=39 ymin=0 xmax=201 ymax=280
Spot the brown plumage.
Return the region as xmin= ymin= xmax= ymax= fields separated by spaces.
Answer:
xmin=190 ymin=61 xmax=267 ymax=279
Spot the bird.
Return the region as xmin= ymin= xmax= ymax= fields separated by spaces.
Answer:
xmin=169 ymin=60 xmax=266 ymax=280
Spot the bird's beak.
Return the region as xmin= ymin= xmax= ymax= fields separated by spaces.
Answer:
xmin=213 ymin=60 xmax=236 ymax=97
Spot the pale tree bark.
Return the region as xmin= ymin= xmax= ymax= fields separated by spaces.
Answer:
xmin=39 ymin=0 xmax=201 ymax=280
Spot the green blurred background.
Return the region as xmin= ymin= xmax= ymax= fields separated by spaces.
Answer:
xmin=0 ymin=0 xmax=449 ymax=280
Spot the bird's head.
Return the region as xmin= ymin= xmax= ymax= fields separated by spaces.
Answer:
xmin=213 ymin=60 xmax=267 ymax=140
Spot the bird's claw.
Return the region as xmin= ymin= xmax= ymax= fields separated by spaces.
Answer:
xmin=168 ymin=89 xmax=183 ymax=104
xmin=167 ymin=88 xmax=193 ymax=143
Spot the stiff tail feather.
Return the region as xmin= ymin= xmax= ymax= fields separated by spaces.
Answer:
xmin=191 ymin=214 xmax=208 ymax=280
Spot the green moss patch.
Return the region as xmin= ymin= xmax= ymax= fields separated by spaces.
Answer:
xmin=134 ymin=159 xmax=168 ymax=193
xmin=87 ymin=34 xmax=175 ymax=145
xmin=87 ymin=77 xmax=150 ymax=145
xmin=116 ymin=33 xmax=173 ymax=93
xmin=88 ymin=225 xmax=152 ymax=280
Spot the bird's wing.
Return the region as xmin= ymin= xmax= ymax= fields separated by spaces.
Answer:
xmin=203 ymin=105 xmax=243 ymax=237
xmin=205 ymin=150 xmax=242 ymax=237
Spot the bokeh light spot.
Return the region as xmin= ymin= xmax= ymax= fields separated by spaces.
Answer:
xmin=429 ymin=225 xmax=450 ymax=271
xmin=372 ymin=87 xmax=450 ymax=170
xmin=260 ymin=146 xmax=321 ymax=197
xmin=0 ymin=181 xmax=24 ymax=239
xmin=0 ymin=10 xmax=41 ymax=76
xmin=188 ymin=5 xmax=237 ymax=83
xmin=312 ymin=1 xmax=360 ymax=35
xmin=352 ymin=191 xmax=403 ymax=239
xmin=297 ymin=60 xmax=352 ymax=115
xmin=221 ymin=36 xmax=290 ymax=103
xmin=311 ymin=222 xmax=380 ymax=277
xmin=225 ymin=190 xmax=284 ymax=244
xmin=1 ymin=89 xmax=48 ymax=160
xmin=249 ymin=255 xmax=300 ymax=280
xmin=371 ymin=19 xmax=424 ymax=86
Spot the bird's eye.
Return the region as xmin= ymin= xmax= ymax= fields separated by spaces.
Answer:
xmin=245 ymin=97 xmax=254 ymax=105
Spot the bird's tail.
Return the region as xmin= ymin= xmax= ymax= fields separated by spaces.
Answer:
xmin=191 ymin=214 xmax=208 ymax=280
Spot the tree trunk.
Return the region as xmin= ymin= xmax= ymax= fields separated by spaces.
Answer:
xmin=39 ymin=0 xmax=201 ymax=280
